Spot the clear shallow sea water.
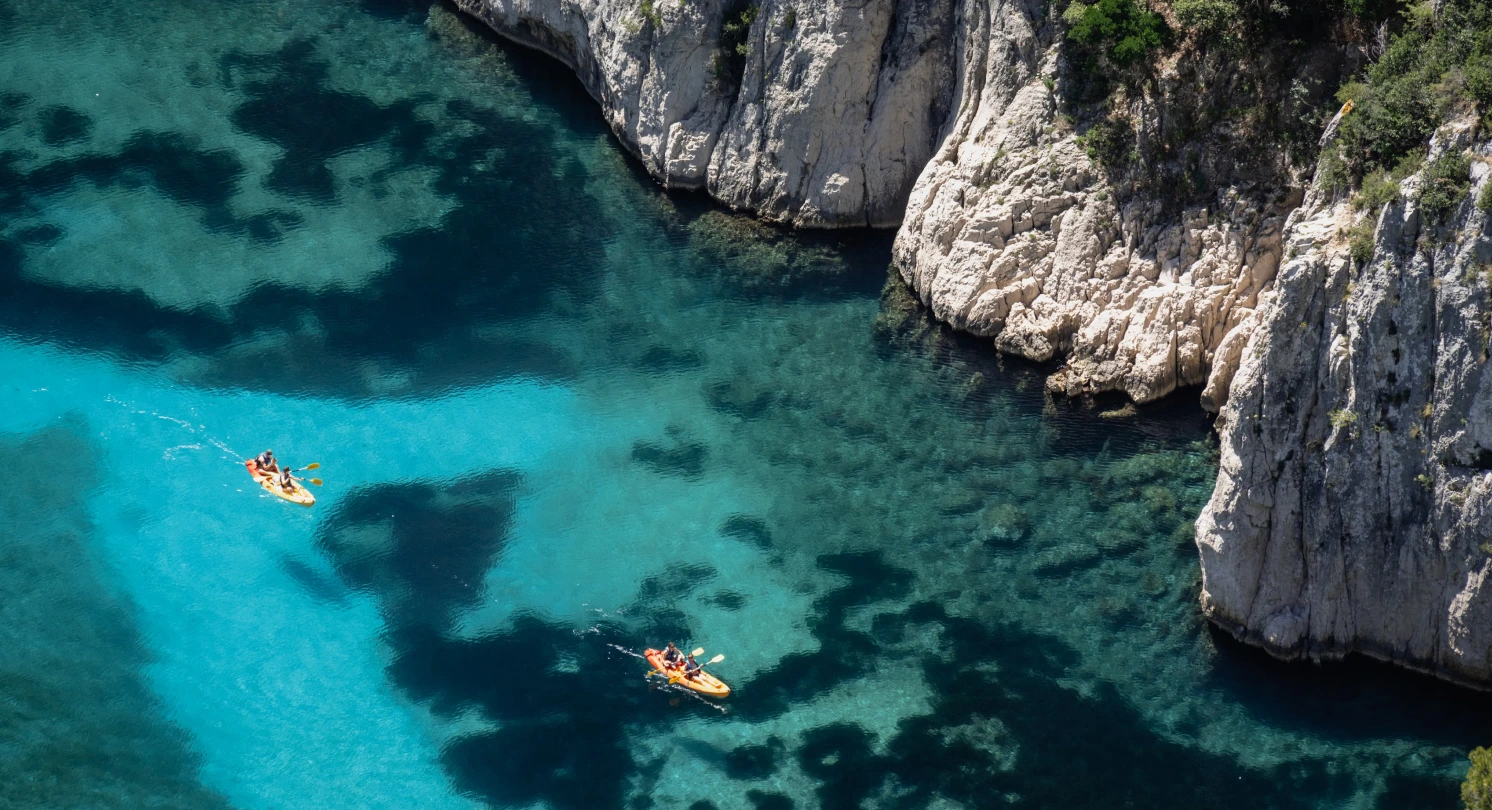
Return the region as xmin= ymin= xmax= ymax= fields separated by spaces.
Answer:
xmin=2 ymin=1 xmax=1491 ymax=808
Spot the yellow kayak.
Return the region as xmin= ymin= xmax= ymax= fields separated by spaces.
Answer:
xmin=246 ymin=460 xmax=314 ymax=507
xmin=645 ymin=649 xmax=730 ymax=697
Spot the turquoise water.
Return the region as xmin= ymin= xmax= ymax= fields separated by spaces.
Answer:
xmin=2 ymin=1 xmax=1490 ymax=808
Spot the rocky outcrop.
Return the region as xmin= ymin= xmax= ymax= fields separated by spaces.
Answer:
xmin=889 ymin=3 xmax=1330 ymax=408
xmin=453 ymin=0 xmax=957 ymax=227
xmin=457 ymin=0 xmax=1337 ymax=407
xmin=1196 ymin=119 xmax=1492 ymax=687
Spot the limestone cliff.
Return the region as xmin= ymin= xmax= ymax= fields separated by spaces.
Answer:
xmin=1196 ymin=119 xmax=1492 ymax=686
xmin=455 ymin=0 xmax=1338 ymax=406
xmin=453 ymin=0 xmax=957 ymax=227
xmin=891 ymin=3 xmax=1341 ymax=407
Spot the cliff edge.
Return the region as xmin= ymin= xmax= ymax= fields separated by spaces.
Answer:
xmin=1197 ymin=118 xmax=1492 ymax=686
xmin=448 ymin=0 xmax=1492 ymax=686
xmin=453 ymin=0 xmax=957 ymax=227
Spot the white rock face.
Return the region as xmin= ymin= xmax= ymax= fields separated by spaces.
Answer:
xmin=891 ymin=1 xmax=1288 ymax=408
xmin=459 ymin=0 xmax=1297 ymax=408
xmin=454 ymin=0 xmax=957 ymax=227
xmin=454 ymin=0 xmax=1492 ymax=687
xmin=1196 ymin=121 xmax=1492 ymax=686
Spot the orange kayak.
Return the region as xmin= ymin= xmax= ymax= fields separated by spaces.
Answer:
xmin=645 ymin=649 xmax=730 ymax=698
xmin=245 ymin=460 xmax=314 ymax=507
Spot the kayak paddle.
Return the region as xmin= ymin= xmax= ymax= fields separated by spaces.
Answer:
xmin=690 ymin=647 xmax=705 ymax=657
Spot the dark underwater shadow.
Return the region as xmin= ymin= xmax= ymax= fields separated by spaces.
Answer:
xmin=1205 ymin=623 xmax=1492 ymax=747
xmin=0 ymin=2 xmax=896 ymax=401
xmin=309 ymin=475 xmax=1381 ymax=810
xmin=0 ymin=31 xmax=603 ymax=400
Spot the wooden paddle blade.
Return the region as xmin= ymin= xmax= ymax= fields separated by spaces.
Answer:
xmin=690 ymin=647 xmax=705 ymax=657
xmin=303 ymin=463 xmax=321 ymax=470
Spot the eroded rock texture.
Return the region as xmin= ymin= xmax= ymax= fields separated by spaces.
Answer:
xmin=1196 ymin=120 xmax=1492 ymax=686
xmin=891 ymin=2 xmax=1334 ymax=407
xmin=458 ymin=0 xmax=1340 ymax=408
xmin=454 ymin=0 xmax=957 ymax=227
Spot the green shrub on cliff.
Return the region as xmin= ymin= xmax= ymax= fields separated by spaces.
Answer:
xmin=1348 ymin=217 xmax=1378 ymax=265
xmin=1076 ymin=115 xmax=1132 ymax=166
xmin=1333 ymin=0 xmax=1492 ymax=180
xmin=1062 ymin=0 xmax=1170 ymax=66
xmin=1173 ymin=0 xmax=1238 ymax=37
xmin=711 ymin=2 xmax=759 ymax=90
xmin=1419 ymin=150 xmax=1472 ymax=220
xmin=1352 ymin=150 xmax=1424 ymax=211
xmin=1354 ymin=168 xmax=1400 ymax=211
xmin=1464 ymin=746 xmax=1492 ymax=810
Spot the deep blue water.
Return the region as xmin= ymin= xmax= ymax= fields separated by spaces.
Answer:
xmin=2 ymin=1 xmax=1491 ymax=808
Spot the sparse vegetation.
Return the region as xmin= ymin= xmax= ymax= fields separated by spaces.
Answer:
xmin=1354 ymin=168 xmax=1400 ymax=211
xmin=638 ymin=0 xmax=660 ymax=27
xmin=1076 ymin=115 xmax=1131 ymax=167
xmin=1479 ymin=179 xmax=1492 ymax=213
xmin=1419 ymin=150 xmax=1472 ymax=221
xmin=1348 ymin=217 xmax=1377 ymax=266
xmin=711 ymin=2 xmax=760 ymax=90
xmin=1172 ymin=0 xmax=1238 ymax=38
xmin=1329 ymin=409 xmax=1359 ymax=429
xmin=1352 ymin=149 xmax=1422 ymax=211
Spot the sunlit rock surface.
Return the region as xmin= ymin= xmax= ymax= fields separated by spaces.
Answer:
xmin=1197 ymin=119 xmax=1492 ymax=687
xmin=455 ymin=0 xmax=957 ymax=227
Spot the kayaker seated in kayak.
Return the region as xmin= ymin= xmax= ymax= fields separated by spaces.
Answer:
xmin=277 ymin=467 xmax=298 ymax=492
xmin=254 ymin=449 xmax=280 ymax=474
xmin=682 ymin=654 xmax=702 ymax=678
xmin=663 ymin=642 xmax=684 ymax=667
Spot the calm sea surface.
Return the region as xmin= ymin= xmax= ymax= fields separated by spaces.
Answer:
xmin=2 ymin=1 xmax=1490 ymax=808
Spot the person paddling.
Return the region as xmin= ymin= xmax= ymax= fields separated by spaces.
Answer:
xmin=277 ymin=466 xmax=299 ymax=492
xmin=682 ymin=653 xmax=702 ymax=678
xmin=254 ymin=449 xmax=280 ymax=474
xmin=663 ymin=642 xmax=684 ymax=667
